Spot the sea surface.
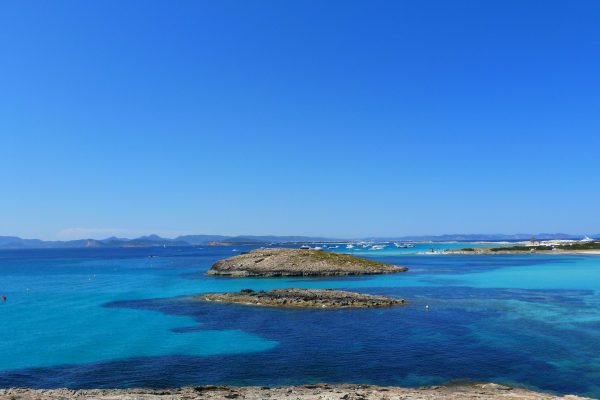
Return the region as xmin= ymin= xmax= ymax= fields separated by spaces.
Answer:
xmin=1 ymin=244 xmax=599 ymax=397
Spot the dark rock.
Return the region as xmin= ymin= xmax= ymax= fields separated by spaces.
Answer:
xmin=198 ymin=288 xmax=406 ymax=309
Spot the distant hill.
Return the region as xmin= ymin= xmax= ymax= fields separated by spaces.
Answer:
xmin=175 ymin=235 xmax=230 ymax=245
xmin=221 ymin=235 xmax=338 ymax=243
xmin=0 ymin=235 xmax=189 ymax=249
xmin=0 ymin=234 xmax=332 ymax=249
xmin=0 ymin=233 xmax=597 ymax=249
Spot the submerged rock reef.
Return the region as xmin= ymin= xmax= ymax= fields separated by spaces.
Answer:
xmin=199 ymin=288 xmax=406 ymax=308
xmin=2 ymin=383 xmax=591 ymax=399
xmin=207 ymin=248 xmax=408 ymax=277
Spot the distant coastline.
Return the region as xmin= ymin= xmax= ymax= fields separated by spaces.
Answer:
xmin=1 ymin=233 xmax=598 ymax=250
xmin=441 ymin=239 xmax=600 ymax=255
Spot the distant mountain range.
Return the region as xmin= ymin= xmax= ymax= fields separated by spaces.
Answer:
xmin=0 ymin=233 xmax=597 ymax=249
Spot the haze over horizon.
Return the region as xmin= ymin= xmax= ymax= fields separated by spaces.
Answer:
xmin=2 ymin=0 xmax=599 ymax=240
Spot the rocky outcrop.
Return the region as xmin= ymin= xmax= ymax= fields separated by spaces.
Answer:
xmin=1 ymin=383 xmax=591 ymax=399
xmin=207 ymin=248 xmax=408 ymax=277
xmin=199 ymin=288 xmax=406 ymax=308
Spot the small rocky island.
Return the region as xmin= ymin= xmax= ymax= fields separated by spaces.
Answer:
xmin=198 ymin=288 xmax=405 ymax=308
xmin=207 ymin=248 xmax=408 ymax=277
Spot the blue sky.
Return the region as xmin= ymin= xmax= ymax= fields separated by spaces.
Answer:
xmin=1 ymin=0 xmax=599 ymax=240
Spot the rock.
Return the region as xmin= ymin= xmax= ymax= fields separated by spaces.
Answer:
xmin=198 ymin=288 xmax=406 ymax=308
xmin=207 ymin=248 xmax=408 ymax=277
xmin=1 ymin=383 xmax=592 ymax=399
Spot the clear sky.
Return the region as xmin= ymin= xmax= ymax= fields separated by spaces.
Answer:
xmin=1 ymin=0 xmax=599 ymax=240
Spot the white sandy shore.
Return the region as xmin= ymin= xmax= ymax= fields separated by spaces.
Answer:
xmin=440 ymin=250 xmax=600 ymax=256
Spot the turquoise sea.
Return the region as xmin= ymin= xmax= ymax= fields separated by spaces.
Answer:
xmin=1 ymin=244 xmax=599 ymax=397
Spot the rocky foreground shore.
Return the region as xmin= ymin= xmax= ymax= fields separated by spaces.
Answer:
xmin=199 ymin=288 xmax=406 ymax=308
xmin=1 ymin=383 xmax=591 ymax=399
xmin=207 ymin=248 xmax=408 ymax=277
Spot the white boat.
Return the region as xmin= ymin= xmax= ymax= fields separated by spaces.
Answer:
xmin=346 ymin=244 xmax=354 ymax=249
xmin=370 ymin=244 xmax=386 ymax=250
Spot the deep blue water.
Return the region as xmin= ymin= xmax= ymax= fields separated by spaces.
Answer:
xmin=1 ymin=245 xmax=599 ymax=397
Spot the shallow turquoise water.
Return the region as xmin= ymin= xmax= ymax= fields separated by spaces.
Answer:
xmin=0 ymin=250 xmax=277 ymax=371
xmin=0 ymin=246 xmax=599 ymax=396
